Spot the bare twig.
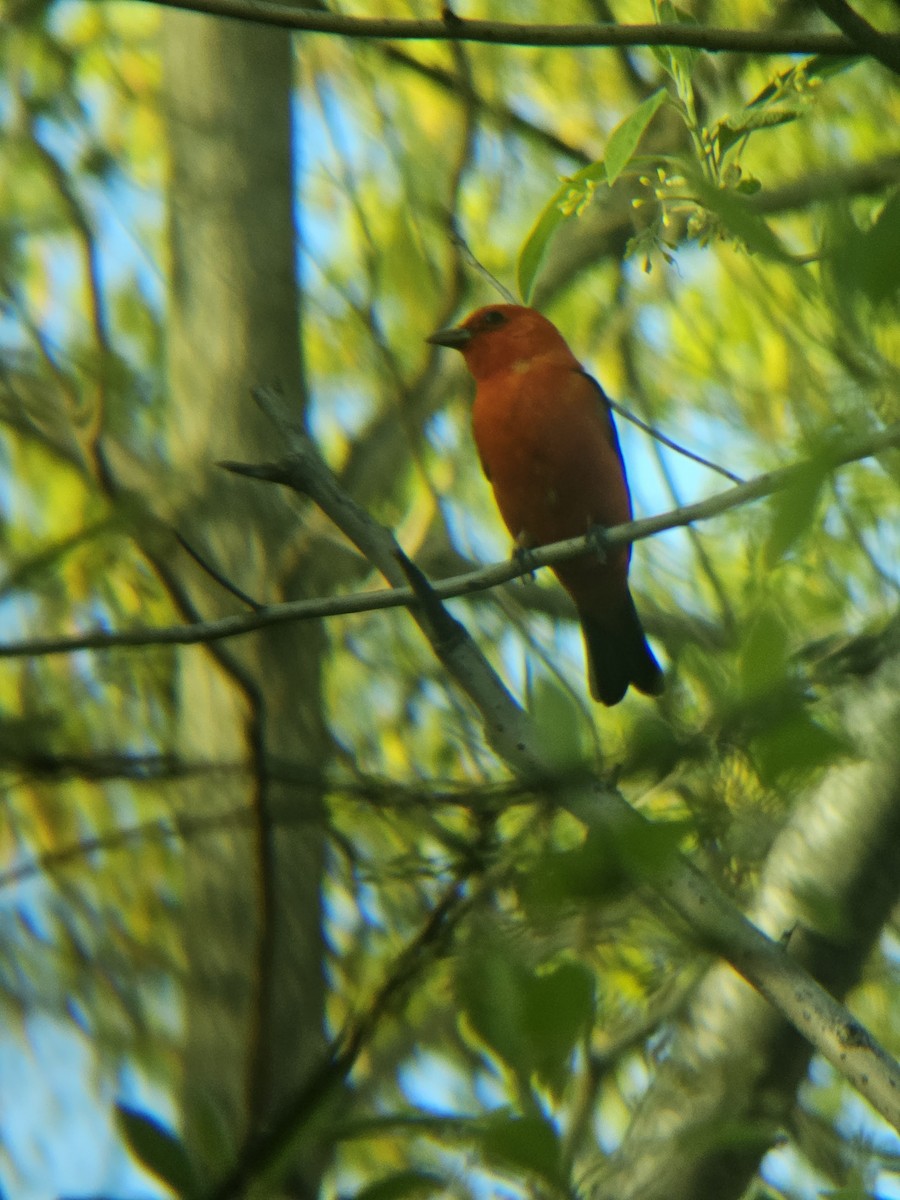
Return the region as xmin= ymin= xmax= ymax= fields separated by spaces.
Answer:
xmin=606 ymin=397 xmax=744 ymax=484
xmin=175 ymin=531 xmax=266 ymax=611
xmin=2 ymin=419 xmax=897 ymax=661
xmin=451 ymin=230 xmax=518 ymax=304
xmin=208 ymin=880 xmax=470 ymax=1200
xmin=815 ymin=0 xmax=900 ymax=73
xmin=136 ymin=0 xmax=887 ymax=59
xmin=381 ymin=45 xmax=593 ymax=165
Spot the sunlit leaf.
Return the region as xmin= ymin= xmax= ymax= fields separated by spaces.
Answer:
xmin=517 ymin=161 xmax=606 ymax=302
xmin=714 ymin=106 xmax=804 ymax=157
xmin=764 ymin=461 xmax=828 ymax=566
xmin=605 ymin=89 xmax=668 ymax=185
xmin=688 ymin=171 xmax=794 ymax=261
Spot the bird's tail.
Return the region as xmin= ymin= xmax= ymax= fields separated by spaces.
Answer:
xmin=580 ymin=590 xmax=663 ymax=706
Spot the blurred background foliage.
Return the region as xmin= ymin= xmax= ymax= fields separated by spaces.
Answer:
xmin=1 ymin=0 xmax=899 ymax=1197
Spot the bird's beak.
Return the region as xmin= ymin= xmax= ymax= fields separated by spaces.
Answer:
xmin=426 ymin=324 xmax=472 ymax=350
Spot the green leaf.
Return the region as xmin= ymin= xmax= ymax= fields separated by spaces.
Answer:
xmin=613 ymin=817 xmax=692 ymax=883
xmin=859 ymin=190 xmax=900 ymax=305
xmin=477 ymin=1112 xmax=564 ymax=1190
xmin=457 ymin=929 xmax=532 ymax=1075
xmin=740 ymin=608 xmax=789 ymax=698
xmin=516 ymin=162 xmax=605 ymax=302
xmin=651 ymin=1 xmax=701 ymax=81
xmin=688 ymin=171 xmax=794 ymax=262
xmin=828 ymin=192 xmax=900 ymax=308
xmin=764 ymin=460 xmax=827 ymax=566
xmin=353 ymin=1170 xmax=445 ymax=1200
xmin=517 ymin=91 xmax=665 ymax=300
xmin=456 ymin=930 xmax=594 ymax=1093
xmin=713 ymin=105 xmax=804 ymax=157
xmin=517 ymin=181 xmax=569 ymax=303
xmin=605 ymin=89 xmax=668 ymax=185
xmin=619 ymin=712 xmax=687 ymax=778
xmin=530 ymin=676 xmax=587 ymax=770
xmin=116 ymin=1105 xmax=198 ymax=1198
xmin=751 ymin=709 xmax=849 ymax=787
xmin=519 ymin=827 xmax=631 ymax=910
xmin=522 ymin=960 xmax=595 ymax=1095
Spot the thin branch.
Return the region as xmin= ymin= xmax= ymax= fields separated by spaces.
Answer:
xmin=451 ymin=230 xmax=518 ymax=304
xmin=815 ymin=0 xmax=900 ymax=73
xmin=137 ymin=0 xmax=885 ymax=59
xmin=380 ymin=45 xmax=594 ymax=166
xmin=247 ymin=388 xmax=542 ymax=775
xmin=23 ymin=108 xmax=111 ymax=474
xmin=2 ymin=419 xmax=898 ymax=661
xmin=606 ymin=397 xmax=744 ymax=484
xmin=0 ymin=761 xmax=602 ymax=891
xmin=208 ymin=879 xmax=470 ymax=1200
xmin=174 ymin=530 xmax=265 ymax=611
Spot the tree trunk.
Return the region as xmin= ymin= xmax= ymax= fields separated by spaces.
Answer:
xmin=161 ymin=12 xmax=328 ymax=1190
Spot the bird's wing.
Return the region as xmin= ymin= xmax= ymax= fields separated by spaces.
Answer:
xmin=576 ymin=369 xmax=626 ymax=473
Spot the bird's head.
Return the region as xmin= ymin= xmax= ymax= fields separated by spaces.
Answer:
xmin=427 ymin=304 xmax=576 ymax=381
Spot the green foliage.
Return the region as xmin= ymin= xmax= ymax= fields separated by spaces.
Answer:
xmin=474 ymin=1111 xmax=565 ymax=1192
xmin=456 ymin=925 xmax=594 ymax=1097
xmin=763 ymin=461 xmax=829 ymax=567
xmin=605 ymin=89 xmax=670 ymax=188
xmin=529 ymin=675 xmax=591 ymax=770
xmin=826 ymin=191 xmax=900 ymax=309
xmin=750 ymin=706 xmax=849 ymax=789
xmin=517 ymin=166 xmax=605 ymax=306
xmin=739 ymin=608 xmax=791 ymax=698
xmin=353 ymin=1169 xmax=447 ymax=1200
xmin=3 ymin=4 xmax=900 ymax=1200
xmin=517 ymin=826 xmax=632 ymax=909
xmin=116 ymin=1105 xmax=199 ymax=1198
xmin=517 ymin=89 xmax=668 ymax=301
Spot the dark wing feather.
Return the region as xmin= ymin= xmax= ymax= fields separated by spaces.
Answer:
xmin=576 ymin=369 xmax=627 ymax=475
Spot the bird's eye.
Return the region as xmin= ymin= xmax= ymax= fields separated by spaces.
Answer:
xmin=480 ymin=310 xmax=507 ymax=328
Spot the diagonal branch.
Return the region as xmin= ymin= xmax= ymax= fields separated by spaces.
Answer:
xmin=815 ymin=0 xmax=900 ymax=74
xmin=232 ymin=386 xmax=900 ymax=1134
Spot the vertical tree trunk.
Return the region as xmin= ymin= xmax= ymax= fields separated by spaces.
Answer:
xmin=161 ymin=12 xmax=327 ymax=1189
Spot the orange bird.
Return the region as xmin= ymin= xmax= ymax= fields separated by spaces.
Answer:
xmin=427 ymin=304 xmax=662 ymax=706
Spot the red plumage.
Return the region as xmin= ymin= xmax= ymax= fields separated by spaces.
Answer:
xmin=428 ymin=304 xmax=662 ymax=705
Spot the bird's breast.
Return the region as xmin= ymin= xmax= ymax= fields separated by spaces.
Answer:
xmin=471 ymin=364 xmax=632 ymax=552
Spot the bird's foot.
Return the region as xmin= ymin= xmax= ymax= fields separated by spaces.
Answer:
xmin=511 ymin=539 xmax=538 ymax=581
xmin=586 ymin=523 xmax=608 ymax=563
